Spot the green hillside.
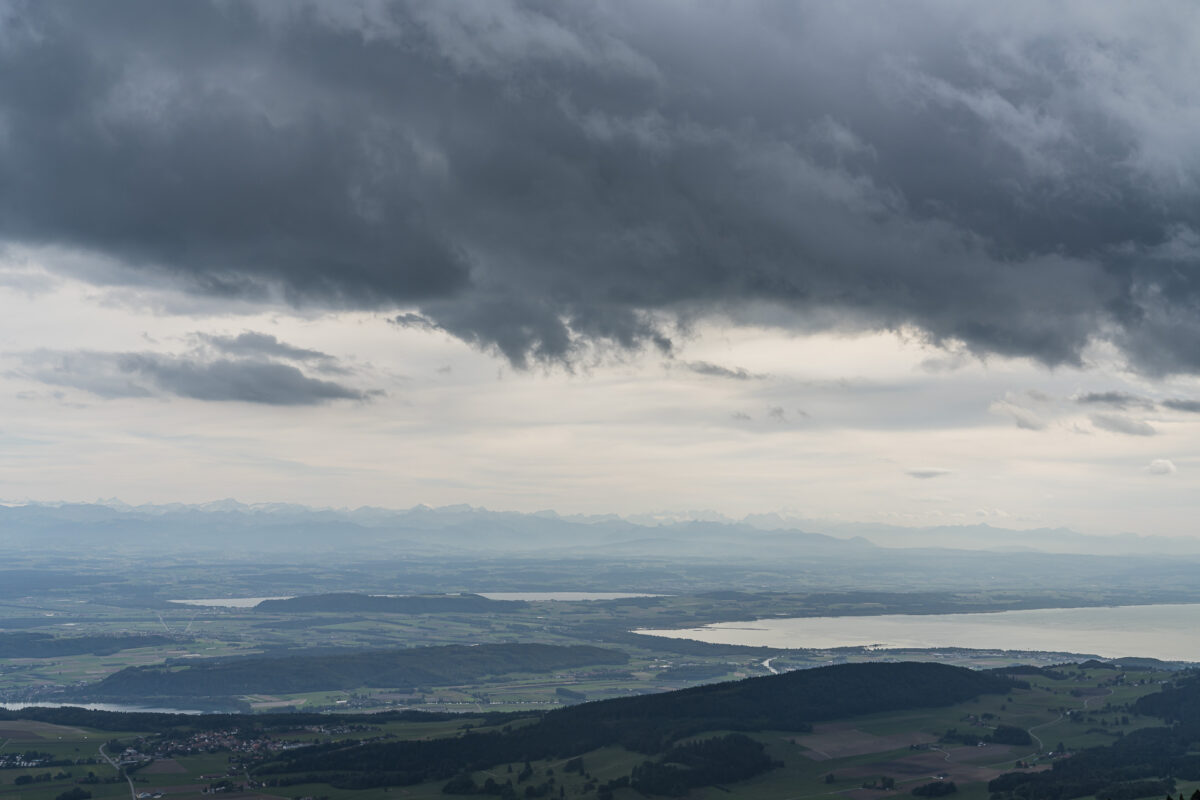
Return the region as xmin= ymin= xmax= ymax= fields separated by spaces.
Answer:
xmin=257 ymin=661 xmax=1018 ymax=790
xmin=88 ymin=643 xmax=627 ymax=696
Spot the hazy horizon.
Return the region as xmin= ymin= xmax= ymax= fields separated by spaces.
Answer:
xmin=8 ymin=497 xmax=1200 ymax=560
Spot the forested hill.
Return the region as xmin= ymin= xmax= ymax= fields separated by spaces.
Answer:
xmin=547 ymin=660 xmax=1018 ymax=739
xmin=261 ymin=661 xmax=1019 ymax=788
xmin=88 ymin=643 xmax=626 ymax=697
xmin=254 ymin=593 xmax=525 ymax=613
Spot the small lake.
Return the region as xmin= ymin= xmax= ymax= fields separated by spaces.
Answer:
xmin=478 ymin=592 xmax=663 ymax=602
xmin=170 ymin=593 xmax=662 ymax=607
xmin=636 ymin=603 xmax=1200 ymax=662
xmin=170 ymin=597 xmax=292 ymax=608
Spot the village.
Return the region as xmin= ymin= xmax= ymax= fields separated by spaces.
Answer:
xmin=119 ymin=727 xmax=337 ymax=763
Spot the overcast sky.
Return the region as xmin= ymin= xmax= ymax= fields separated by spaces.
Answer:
xmin=3 ymin=1 xmax=1200 ymax=536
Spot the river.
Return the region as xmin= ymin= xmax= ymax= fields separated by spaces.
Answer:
xmin=635 ymin=603 xmax=1200 ymax=662
xmin=0 ymin=701 xmax=204 ymax=714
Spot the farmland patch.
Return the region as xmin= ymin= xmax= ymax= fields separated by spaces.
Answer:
xmin=794 ymin=721 xmax=937 ymax=760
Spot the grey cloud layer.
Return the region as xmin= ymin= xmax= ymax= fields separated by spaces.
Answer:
xmin=18 ymin=341 xmax=370 ymax=405
xmin=1163 ymin=399 xmax=1200 ymax=414
xmin=682 ymin=361 xmax=767 ymax=381
xmin=1074 ymin=391 xmax=1152 ymax=409
xmin=4 ymin=2 xmax=1200 ymax=370
xmin=199 ymin=332 xmax=331 ymax=364
xmin=118 ymin=355 xmax=367 ymax=404
xmin=906 ymin=468 xmax=952 ymax=479
xmin=1090 ymin=413 xmax=1156 ymax=437
xmin=196 ymin=332 xmax=348 ymax=374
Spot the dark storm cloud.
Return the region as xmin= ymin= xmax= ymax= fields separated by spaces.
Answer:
xmin=4 ymin=2 xmax=1200 ymax=372
xmin=18 ymin=350 xmax=369 ymax=405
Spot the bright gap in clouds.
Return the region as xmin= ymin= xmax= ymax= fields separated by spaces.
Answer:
xmin=2 ymin=268 xmax=1198 ymax=537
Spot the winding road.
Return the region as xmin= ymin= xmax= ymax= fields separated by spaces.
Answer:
xmin=1029 ymin=687 xmax=1114 ymax=752
xmin=1026 ymin=712 xmax=1063 ymax=752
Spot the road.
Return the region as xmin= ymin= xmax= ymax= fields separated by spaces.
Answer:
xmin=1026 ymin=712 xmax=1063 ymax=752
xmin=98 ymin=743 xmax=138 ymax=800
xmin=1028 ymin=687 xmax=1114 ymax=752
xmin=1083 ymin=688 xmax=1114 ymax=709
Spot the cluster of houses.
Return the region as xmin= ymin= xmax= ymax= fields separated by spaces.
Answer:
xmin=121 ymin=729 xmax=314 ymax=765
xmin=297 ymin=723 xmax=374 ymax=736
xmin=116 ymin=747 xmax=153 ymax=768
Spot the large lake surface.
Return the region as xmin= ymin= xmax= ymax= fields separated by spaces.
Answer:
xmin=636 ymin=603 xmax=1200 ymax=662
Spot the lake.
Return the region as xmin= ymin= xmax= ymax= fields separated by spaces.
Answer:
xmin=478 ymin=592 xmax=663 ymax=602
xmin=635 ymin=603 xmax=1200 ymax=662
xmin=171 ymin=592 xmax=662 ymax=607
xmin=169 ymin=596 xmax=292 ymax=608
xmin=0 ymin=701 xmax=204 ymax=714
